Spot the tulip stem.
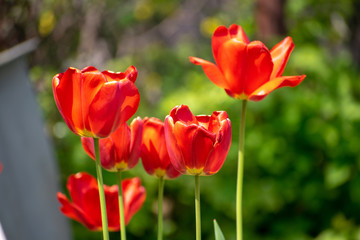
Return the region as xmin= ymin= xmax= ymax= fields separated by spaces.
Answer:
xmin=195 ymin=175 xmax=201 ymax=240
xmin=117 ymin=171 xmax=127 ymax=240
xmin=157 ymin=177 xmax=165 ymax=240
xmin=236 ymin=100 xmax=247 ymax=240
xmin=94 ymin=138 xmax=110 ymax=240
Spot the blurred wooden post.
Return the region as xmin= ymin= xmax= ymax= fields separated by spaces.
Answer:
xmin=255 ymin=0 xmax=286 ymax=41
xmin=0 ymin=39 xmax=72 ymax=240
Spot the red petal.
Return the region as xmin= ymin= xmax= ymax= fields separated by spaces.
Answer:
xmin=189 ymin=57 xmax=228 ymax=89
xmin=203 ymin=117 xmax=231 ymax=175
xmin=81 ymin=188 xmax=102 ymax=229
xmin=102 ymin=70 xmax=126 ymax=82
xmin=164 ymin=116 xmax=187 ymax=174
xmin=99 ymin=137 xmax=117 ymax=170
xmin=212 ymin=24 xmax=250 ymax=66
xmin=169 ymin=105 xmax=197 ymax=125
xmin=53 ymin=68 xmax=83 ymax=135
xmin=104 ymin=185 xmax=120 ymax=231
xmin=249 ymin=75 xmax=306 ymax=101
xmin=80 ymin=67 xmax=107 ymax=132
xmin=270 ymin=36 xmax=294 ymax=79
xmin=57 ymin=192 xmax=99 ymax=231
xmin=88 ymin=80 xmax=140 ymax=138
xmin=81 ymin=137 xmax=96 ymax=160
xmin=122 ymin=178 xmax=146 ymax=224
xmin=228 ymin=24 xmax=250 ymax=44
xmin=211 ymin=25 xmax=231 ymax=64
xmin=127 ymin=117 xmax=143 ymax=169
xmin=81 ymin=137 xmax=117 ymax=170
xmin=173 ymin=122 xmax=215 ymax=172
xmin=165 ymin=163 xmax=182 ymax=179
xmin=141 ymin=118 xmax=164 ymax=174
xmin=125 ymin=66 xmax=138 ymax=83
xmin=110 ymin=123 xmax=131 ymax=168
xmin=216 ymin=39 xmax=247 ymax=95
xmin=67 ymin=172 xmax=98 ymax=207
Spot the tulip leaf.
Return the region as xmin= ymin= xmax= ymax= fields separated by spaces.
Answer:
xmin=213 ymin=219 xmax=225 ymax=240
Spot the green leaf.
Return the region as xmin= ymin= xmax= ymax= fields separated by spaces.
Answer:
xmin=213 ymin=219 xmax=225 ymax=240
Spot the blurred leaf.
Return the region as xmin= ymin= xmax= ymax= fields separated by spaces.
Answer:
xmin=214 ymin=219 xmax=225 ymax=240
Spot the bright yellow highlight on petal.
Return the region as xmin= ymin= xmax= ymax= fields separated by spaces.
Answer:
xmin=200 ymin=17 xmax=222 ymax=38
xmin=38 ymin=10 xmax=56 ymax=36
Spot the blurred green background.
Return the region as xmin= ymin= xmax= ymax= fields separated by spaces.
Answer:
xmin=2 ymin=0 xmax=360 ymax=239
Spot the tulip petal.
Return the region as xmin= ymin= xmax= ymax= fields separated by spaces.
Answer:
xmin=81 ymin=137 xmax=96 ymax=160
xmin=124 ymin=66 xmax=138 ymax=83
xmin=203 ymin=118 xmax=231 ymax=175
xmin=249 ymin=74 xmax=306 ymax=101
xmin=110 ymin=123 xmax=131 ymax=167
xmin=89 ymin=80 xmax=140 ymax=138
xmin=53 ymin=68 xmax=84 ymax=135
xmin=165 ymin=164 xmax=182 ymax=179
xmin=102 ymin=70 xmax=126 ymax=82
xmin=189 ymin=57 xmax=228 ymax=89
xmin=81 ymin=188 xmax=102 ymax=228
xmin=215 ymin=38 xmax=274 ymax=98
xmin=127 ymin=117 xmax=143 ymax=169
xmin=102 ymin=65 xmax=138 ymax=84
xmin=67 ymin=172 xmax=98 ymax=207
xmin=270 ymin=36 xmax=294 ymax=79
xmin=141 ymin=118 xmax=163 ymax=172
xmin=196 ymin=115 xmax=211 ymax=130
xmin=228 ymin=24 xmax=250 ymax=44
xmin=173 ymin=122 xmax=215 ymax=172
xmin=104 ymin=185 xmax=120 ymax=231
xmin=80 ymin=67 xmax=107 ymax=132
xmin=81 ymin=137 xmax=117 ymax=170
xmin=169 ymin=105 xmax=198 ymax=125
xmin=57 ymin=192 xmax=99 ymax=231
xmin=164 ymin=116 xmax=187 ymax=173
xmin=122 ymin=178 xmax=146 ymax=225
xmin=211 ymin=25 xmax=232 ymax=64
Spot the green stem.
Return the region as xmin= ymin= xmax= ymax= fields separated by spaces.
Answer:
xmin=117 ymin=171 xmax=127 ymax=240
xmin=195 ymin=175 xmax=201 ymax=240
xmin=93 ymin=138 xmax=109 ymax=240
xmin=236 ymin=100 xmax=247 ymax=240
xmin=157 ymin=177 xmax=165 ymax=240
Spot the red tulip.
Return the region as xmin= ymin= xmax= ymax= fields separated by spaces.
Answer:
xmin=164 ymin=105 xmax=231 ymax=176
xmin=0 ymin=162 xmax=2 ymax=174
xmin=57 ymin=172 xmax=146 ymax=231
xmin=81 ymin=117 xmax=143 ymax=171
xmin=53 ymin=66 xmax=140 ymax=138
xmin=189 ymin=24 xmax=306 ymax=101
xmin=141 ymin=117 xmax=181 ymax=179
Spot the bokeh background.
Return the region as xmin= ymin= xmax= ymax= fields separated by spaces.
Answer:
xmin=1 ymin=0 xmax=360 ymax=239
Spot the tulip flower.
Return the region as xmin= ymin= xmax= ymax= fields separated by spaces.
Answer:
xmin=164 ymin=105 xmax=231 ymax=240
xmin=140 ymin=117 xmax=181 ymax=240
xmin=53 ymin=66 xmax=140 ymax=138
xmin=0 ymin=162 xmax=2 ymax=174
xmin=190 ymin=24 xmax=306 ymax=240
xmin=164 ymin=105 xmax=231 ymax=176
xmin=141 ymin=117 xmax=181 ymax=179
xmin=189 ymin=24 xmax=306 ymax=101
xmin=57 ymin=172 xmax=146 ymax=231
xmin=81 ymin=117 xmax=143 ymax=172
